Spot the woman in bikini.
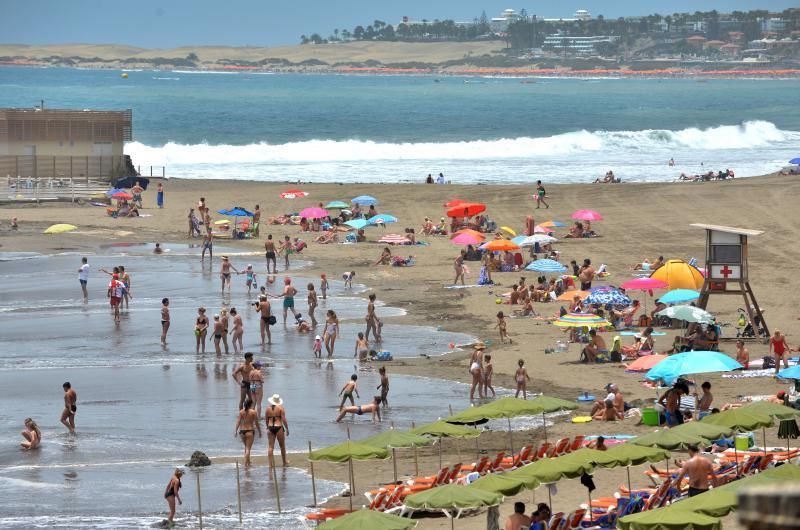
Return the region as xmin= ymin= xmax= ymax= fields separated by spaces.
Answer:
xmin=249 ymin=362 xmax=264 ymax=418
xmin=265 ymin=394 xmax=289 ymax=467
xmin=307 ymin=283 xmax=318 ymax=327
xmin=255 ymin=295 xmax=272 ymax=345
xmin=354 ymin=332 xmax=370 ymax=362
xmin=469 ymin=344 xmax=484 ymax=400
xmin=234 ymin=398 xmax=261 ymax=466
xmin=20 ymin=418 xmax=41 ymax=450
xmin=212 ymin=314 xmax=224 ymax=355
xmin=454 ymin=250 xmax=466 ymax=285
xmin=219 ymin=256 xmax=239 ymax=294
xmin=230 ymin=307 xmax=244 ymax=354
xmin=365 ymin=293 xmax=382 ymax=341
xmin=515 ymin=359 xmax=530 ymax=399
xmin=323 ymin=310 xmax=339 ymax=357
xmin=195 ymin=307 xmax=209 ymax=354
xmin=164 ymin=468 xmax=184 ymax=526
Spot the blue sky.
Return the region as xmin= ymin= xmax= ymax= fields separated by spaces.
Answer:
xmin=3 ymin=1 xmax=796 ymax=48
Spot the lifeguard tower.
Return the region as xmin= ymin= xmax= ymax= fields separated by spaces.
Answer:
xmin=690 ymin=224 xmax=768 ymax=341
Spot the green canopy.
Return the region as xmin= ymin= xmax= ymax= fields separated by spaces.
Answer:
xmin=317 ymin=509 xmax=418 ymax=530
xmin=360 ymin=429 xmax=434 ymax=449
xmin=309 ymin=440 xmax=390 ymax=463
xmin=701 ymin=408 xmax=774 ymax=431
xmin=404 ymin=483 xmax=502 ymax=511
xmin=469 ymin=470 xmax=539 ymax=496
xmin=411 ymin=420 xmax=480 ymax=438
xmin=527 ymin=395 xmax=579 ymax=413
xmin=446 ymin=397 xmax=545 ymax=423
xmin=618 ymin=508 xmax=721 ymax=530
xmin=740 ymin=401 xmax=800 ymax=421
xmin=630 ymin=429 xmax=709 ymax=451
xmin=590 ymin=443 xmax=670 ymax=468
xmin=509 ymin=452 xmax=595 ymax=484
xmin=670 ymin=421 xmax=734 ymax=441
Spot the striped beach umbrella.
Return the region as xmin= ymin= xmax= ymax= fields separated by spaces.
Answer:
xmin=280 ymin=189 xmax=308 ymax=199
xmin=553 ymin=312 xmax=611 ymax=328
xmin=525 ymin=259 xmax=567 ymax=273
xmin=378 ymin=234 xmax=411 ymax=245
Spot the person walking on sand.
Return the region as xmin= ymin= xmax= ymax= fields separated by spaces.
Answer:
xmin=535 ymin=180 xmax=549 ymax=209
xmin=307 ymin=283 xmax=318 ymax=327
xmin=234 ymin=398 xmax=261 ymax=466
xmin=275 ymin=277 xmax=299 ymax=324
xmin=220 ymin=256 xmax=239 ymax=294
xmin=161 ymin=298 xmax=170 ymax=345
xmin=249 ymin=361 xmax=264 ymax=418
xmin=195 ymin=307 xmax=209 ymax=353
xmin=469 ymin=344 xmax=485 ymax=400
xmin=230 ymin=307 xmax=244 ymax=354
xmin=323 ymin=310 xmax=339 ymax=357
xmin=163 ymin=468 xmax=183 ymax=527
xmin=336 ymin=395 xmax=382 ymax=423
xmin=515 ymin=359 xmax=530 ymax=399
xmin=339 ymin=374 xmax=360 ymax=409
xmin=279 ymin=235 xmax=293 ymax=270
xmin=61 ymin=382 xmax=77 ymax=433
xmin=365 ymin=293 xmax=382 ymax=341
xmin=265 ymin=394 xmax=290 ymax=467
xmin=78 ymin=257 xmax=89 ymax=302
xmin=264 ymin=234 xmax=277 ymax=274
xmin=20 ymin=418 xmax=41 ymax=450
xmin=483 ymin=354 xmax=496 ymax=398
xmin=233 ymin=352 xmax=254 ymax=410
xmin=496 ymin=311 xmax=511 ymax=344
xmin=354 ymin=332 xmax=370 ymax=362
xmin=377 ymin=366 xmax=390 ymax=407
xmin=769 ymin=329 xmax=791 ymax=376
xmin=156 ymin=182 xmax=164 ymax=208
xmin=454 ymin=249 xmax=466 ymax=286
xmin=201 ymin=230 xmax=213 ymax=260
xmin=255 ymin=295 xmax=272 ymax=345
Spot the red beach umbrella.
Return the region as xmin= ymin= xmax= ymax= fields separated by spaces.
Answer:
xmin=446 ymin=203 xmax=486 ymax=218
xmin=281 ymin=190 xmax=309 ymax=199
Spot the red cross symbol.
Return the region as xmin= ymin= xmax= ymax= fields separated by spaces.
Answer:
xmin=720 ymin=266 xmax=734 ymax=278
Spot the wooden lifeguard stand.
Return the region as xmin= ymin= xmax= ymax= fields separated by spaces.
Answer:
xmin=690 ymin=224 xmax=769 ymax=341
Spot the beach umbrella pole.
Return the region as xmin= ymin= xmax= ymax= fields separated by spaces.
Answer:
xmin=763 ymin=427 xmax=767 ymax=457
xmin=542 ymin=411 xmax=548 ymax=443
xmin=439 ymin=437 xmax=443 ymax=469
xmin=271 ymin=462 xmax=282 ymax=514
xmin=308 ymin=441 xmax=317 ymax=506
xmin=412 ymin=421 xmax=419 ymax=476
xmin=508 ymin=417 xmax=515 ymax=457
xmin=348 ymin=459 xmax=354 ymax=511
xmin=392 ymin=448 xmax=398 ymax=484
xmin=627 ymin=467 xmax=632 ymax=500
xmin=235 ymin=461 xmax=243 ymax=524
xmin=547 ymin=485 xmax=552 ymax=510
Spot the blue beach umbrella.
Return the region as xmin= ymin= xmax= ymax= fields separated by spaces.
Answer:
xmin=789 ymin=158 xmax=800 ymax=165
xmin=345 ymin=219 xmax=370 ymax=230
xmin=777 ymin=365 xmax=800 ymax=380
xmin=525 ymin=259 xmax=567 ymax=273
xmin=105 ymin=188 xmax=126 ymax=196
xmin=369 ymin=214 xmax=398 ymax=225
xmin=352 ymin=195 xmax=378 ymax=206
xmin=217 ymin=207 xmax=254 ymax=217
xmin=658 ymin=289 xmax=700 ymax=305
xmin=645 ymin=350 xmax=742 ymax=385
xmin=511 ymin=235 xmax=527 ymax=246
xmin=585 ymin=287 xmax=632 ymax=306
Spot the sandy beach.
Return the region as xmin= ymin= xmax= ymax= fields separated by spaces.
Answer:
xmin=2 ymin=174 xmax=798 ymax=528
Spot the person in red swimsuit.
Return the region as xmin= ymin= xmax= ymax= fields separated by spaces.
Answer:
xmin=769 ymin=330 xmax=792 ymax=376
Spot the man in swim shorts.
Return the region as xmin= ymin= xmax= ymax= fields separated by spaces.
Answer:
xmin=232 ymin=352 xmax=254 ymax=410
xmin=264 ymin=234 xmax=277 ymax=274
xmin=675 ymin=444 xmax=716 ymax=496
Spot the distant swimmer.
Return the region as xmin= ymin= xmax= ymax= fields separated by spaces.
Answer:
xmin=336 ymin=395 xmax=382 ymax=423
xmin=60 ymin=382 xmax=77 ymax=434
xmin=668 ymin=157 xmax=675 ymax=166
xmin=20 ymin=418 xmax=41 ymax=450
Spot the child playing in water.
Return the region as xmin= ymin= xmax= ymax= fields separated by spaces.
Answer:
xmin=495 ymin=311 xmax=511 ymax=344
xmin=313 ymin=335 xmax=323 ymax=358
xmin=20 ymin=418 xmax=41 ymax=450
xmin=245 ymin=264 xmax=257 ymax=295
xmin=354 ymin=332 xmax=370 ymax=362
xmin=338 ymin=374 xmax=360 ymax=410
xmin=343 ymin=271 xmax=355 ymax=289
xmin=320 ymin=273 xmax=329 ymax=299
xmin=515 ymin=359 xmax=530 ymax=399
xmin=483 ymin=354 xmax=496 ymax=398
xmin=377 ymin=367 xmax=389 ymax=407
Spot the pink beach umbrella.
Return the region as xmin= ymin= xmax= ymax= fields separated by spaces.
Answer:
xmin=299 ymin=207 xmax=329 ymax=219
xmin=534 ymin=225 xmax=550 ymax=234
xmin=620 ymin=277 xmax=669 ymax=314
xmin=571 ymin=209 xmax=603 ymax=221
xmin=451 ymin=232 xmax=482 ymax=246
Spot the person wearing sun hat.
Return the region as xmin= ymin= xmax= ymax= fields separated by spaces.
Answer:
xmin=265 ymin=394 xmax=289 ymax=467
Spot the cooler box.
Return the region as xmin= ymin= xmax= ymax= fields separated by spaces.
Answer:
xmin=642 ymin=408 xmax=660 ymax=426
xmin=735 ymin=433 xmax=755 ymax=451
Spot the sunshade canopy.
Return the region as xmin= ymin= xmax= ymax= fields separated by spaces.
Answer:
xmin=360 ymin=429 xmax=434 ymax=449
xmin=585 ymin=287 xmax=632 ymax=306
xmin=403 ymin=484 xmax=502 ymax=512
xmin=299 ymin=207 xmax=329 ymax=219
xmin=325 ymin=201 xmax=349 ymax=209
xmin=630 ymin=429 xmax=709 ymax=451
xmin=645 ymin=351 xmax=742 ymax=385
xmin=446 ymin=203 xmax=486 ymax=218
xmin=525 ymin=259 xmax=567 ymax=273
xmin=410 ymin=420 xmax=480 ymax=439
xmin=344 ymin=219 xmax=370 ymax=230
xmin=649 ymin=260 xmax=704 ymax=290
xmin=369 ymin=214 xmax=398 ymax=224
xmin=701 ymin=408 xmax=774 ymax=432
xmin=445 ymin=397 xmax=545 ymax=424
xmin=590 ymin=444 xmax=671 ymax=468
xmin=571 ymin=209 xmax=603 ymax=221
xmin=669 ymin=421 xmax=734 ymax=441
xmin=469 ymin=471 xmax=538 ymax=496
xmin=620 ymin=278 xmax=669 ymax=291
xmin=352 ymin=195 xmax=378 ymax=205
xmin=317 ymin=509 xmax=418 ymax=530
xmin=738 ymin=402 xmax=800 ymax=421
xmin=309 ymin=440 xmax=390 ymax=463
xmin=657 ymin=289 xmax=700 ymax=304
xmin=655 ymin=304 xmax=714 ymax=323
xmin=618 ymin=509 xmax=721 ymax=530
xmin=527 ymin=395 xmax=579 ymax=413
xmin=483 ymin=239 xmax=519 ymax=252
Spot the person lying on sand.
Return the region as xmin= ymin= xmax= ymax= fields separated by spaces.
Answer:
xmin=314 ymin=229 xmax=336 ymax=244
xmin=336 ymin=396 xmax=382 ymax=423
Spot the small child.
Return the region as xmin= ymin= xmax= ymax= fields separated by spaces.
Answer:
xmin=377 ymin=366 xmax=390 ymax=407
xmin=245 ymin=264 xmax=257 ymax=295
xmin=495 ymin=311 xmax=511 ymax=344
xmin=483 ymin=354 xmax=495 ymax=397
xmin=320 ymin=273 xmax=329 ymax=299
xmin=514 ymin=359 xmax=530 ymax=399
xmin=313 ymin=334 xmax=323 ymax=358
xmin=354 ymin=331 xmax=370 ymax=362
xmin=338 ymin=374 xmax=360 ymax=410
xmin=343 ymin=271 xmax=355 ymax=289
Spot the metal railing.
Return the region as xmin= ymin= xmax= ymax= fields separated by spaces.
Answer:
xmin=3 ymin=177 xmax=111 ymax=203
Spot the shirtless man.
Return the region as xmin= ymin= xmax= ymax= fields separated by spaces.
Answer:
xmin=201 ymin=230 xmax=213 ymax=261
xmin=220 ymin=256 xmax=239 ymax=293
xmin=584 ymin=329 xmax=607 ymax=363
xmin=278 ymin=235 xmax=293 ymax=270
xmin=365 ymin=293 xmax=382 ymax=341
xmin=579 ymin=258 xmax=595 ymax=290
xmin=377 ymin=367 xmax=390 ymax=407
xmin=658 ymin=383 xmax=687 ymax=427
xmin=505 ymin=502 xmax=532 ymax=530
xmin=336 ymin=396 xmax=382 ymax=423
xmin=697 ymin=382 xmax=714 ymax=417
xmin=61 ymin=382 xmax=77 ymax=433
xmin=160 ymin=298 xmax=170 ymax=345
xmin=264 ymin=234 xmax=277 ymax=274
xmin=675 ymin=445 xmax=717 ymax=496
xmin=255 ymin=295 xmax=272 ymax=345
xmin=276 ymin=277 xmax=299 ymax=324
xmin=232 ymin=352 xmax=254 ymax=410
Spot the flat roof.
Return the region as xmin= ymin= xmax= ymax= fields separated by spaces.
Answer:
xmin=690 ymin=223 xmax=764 ymax=236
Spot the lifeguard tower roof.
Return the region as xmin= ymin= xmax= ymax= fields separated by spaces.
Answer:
xmin=690 ymin=224 xmax=764 ymax=237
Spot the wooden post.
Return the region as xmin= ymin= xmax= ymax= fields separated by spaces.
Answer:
xmin=392 ymin=447 xmax=398 ymax=484
xmin=235 ymin=461 xmax=243 ymax=524
xmin=347 ymin=459 xmax=354 ymax=511
xmin=308 ymin=441 xmax=317 ymax=507
xmin=411 ymin=421 xmax=419 ymax=476
xmin=196 ymin=472 xmax=204 ymax=530
xmin=271 ymin=463 xmax=282 ymax=514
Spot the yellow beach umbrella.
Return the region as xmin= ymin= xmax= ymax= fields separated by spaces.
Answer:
xmin=214 ymin=219 xmax=231 ymax=225
xmin=499 ymin=226 xmax=517 ymax=237
xmin=649 ymin=259 xmax=704 ymax=290
xmin=43 ymin=224 xmax=77 ymax=234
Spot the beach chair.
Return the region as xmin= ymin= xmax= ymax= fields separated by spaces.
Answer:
xmin=380 ymin=486 xmax=406 ymax=512
xmin=531 ymin=442 xmax=551 ymax=462
xmin=757 ymin=453 xmax=774 ymax=471
xmin=567 ymin=435 xmax=585 ymax=453
xmin=548 ymin=437 xmax=571 ymax=457
xmin=499 ymin=444 xmax=533 ymax=470
xmin=563 ymin=508 xmax=587 ymax=529
xmin=460 ymin=456 xmax=489 ymax=474
xmin=485 ymin=451 xmax=507 ymax=474
xmin=547 ymin=512 xmax=566 ymax=530
xmin=367 ymin=489 xmax=388 ymax=510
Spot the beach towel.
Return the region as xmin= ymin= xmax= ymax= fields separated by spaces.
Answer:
xmin=478 ymin=266 xmax=493 ymax=285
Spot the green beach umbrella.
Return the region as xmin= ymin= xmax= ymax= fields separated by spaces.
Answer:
xmin=670 ymin=421 xmax=734 ymax=441
xmin=591 ymin=444 xmax=670 ymax=500
xmin=446 ymin=397 xmax=545 ymax=456
xmin=360 ymin=429 xmax=433 ymax=484
xmin=403 ymin=484 xmax=502 ymax=530
xmin=510 ymin=452 xmax=595 ymax=484
xmin=738 ymin=402 xmax=800 ymax=457
xmin=630 ymin=429 xmax=709 ymax=451
xmin=317 ymin=508 xmax=418 ymax=530
xmin=527 ymin=395 xmax=579 ymax=442
xmin=325 ymin=201 xmax=350 ymax=209
xmin=309 ymin=440 xmax=389 ymax=511
xmin=411 ymin=420 xmax=480 ymax=469
xmin=469 ymin=470 xmax=539 ymax=496
xmin=702 ymin=409 xmax=773 ymax=475
xmin=618 ymin=508 xmax=721 ymax=530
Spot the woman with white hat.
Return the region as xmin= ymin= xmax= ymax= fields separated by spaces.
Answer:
xmin=265 ymin=394 xmax=289 ymax=467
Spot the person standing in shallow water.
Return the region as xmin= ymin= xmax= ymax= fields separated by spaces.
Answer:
xmin=160 ymin=298 xmax=170 ymax=345
xmin=234 ymin=398 xmax=261 ymax=466
xmin=61 ymin=382 xmax=77 ymax=433
xmin=78 ymin=257 xmax=89 ymax=302
xmin=163 ymin=468 xmax=183 ymax=527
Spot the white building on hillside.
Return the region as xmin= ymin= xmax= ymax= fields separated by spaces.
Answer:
xmin=490 ymin=9 xmax=524 ymax=32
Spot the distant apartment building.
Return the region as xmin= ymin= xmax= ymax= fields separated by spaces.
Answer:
xmin=543 ymin=34 xmax=619 ymax=54
xmin=490 ymin=9 xmax=524 ymax=32
xmin=760 ymin=18 xmax=786 ymax=33
xmin=541 ymin=9 xmax=592 ymax=23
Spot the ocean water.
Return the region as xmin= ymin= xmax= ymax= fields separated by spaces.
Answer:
xmin=1 ymin=67 xmax=799 ymax=183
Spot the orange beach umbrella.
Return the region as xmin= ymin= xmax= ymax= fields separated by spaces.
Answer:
xmin=484 ymin=239 xmax=520 ymax=252
xmin=446 ymin=203 xmax=486 ymax=218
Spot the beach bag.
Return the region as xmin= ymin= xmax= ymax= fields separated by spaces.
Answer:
xmin=762 ymin=356 xmax=775 ymax=369
xmin=268 ymin=316 xmax=277 ymax=326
